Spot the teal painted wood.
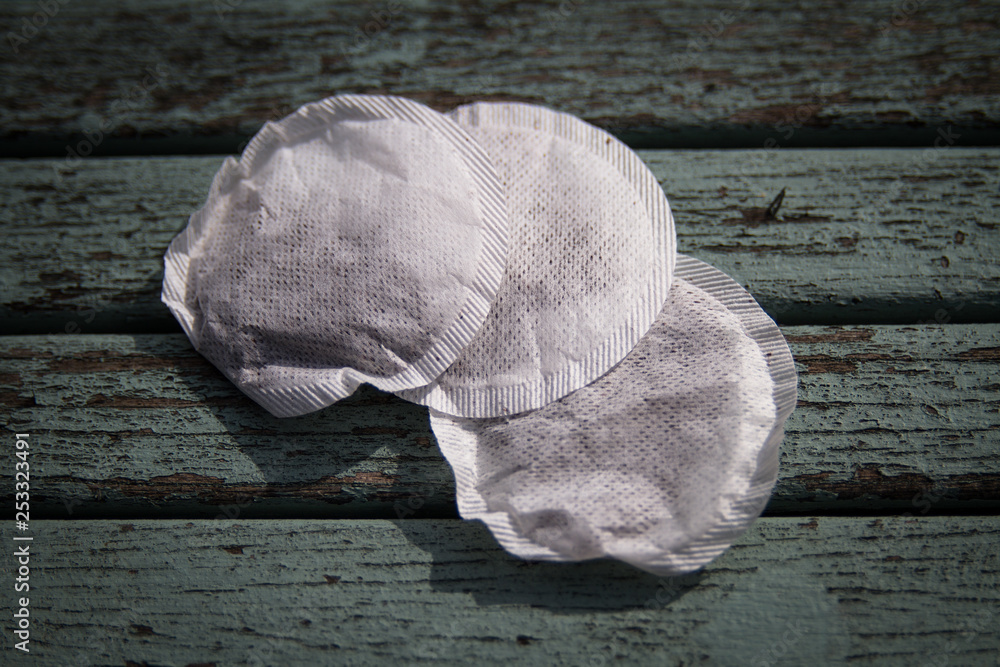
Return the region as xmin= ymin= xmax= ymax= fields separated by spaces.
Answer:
xmin=2 ymin=149 xmax=997 ymax=334
xmin=3 ymin=517 xmax=997 ymax=665
xmin=1 ymin=0 xmax=998 ymax=154
xmin=2 ymin=326 xmax=997 ymax=519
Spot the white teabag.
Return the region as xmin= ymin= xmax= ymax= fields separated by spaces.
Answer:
xmin=430 ymin=255 xmax=797 ymax=575
xmin=162 ymin=95 xmax=508 ymax=418
xmin=398 ymin=102 xmax=676 ymax=418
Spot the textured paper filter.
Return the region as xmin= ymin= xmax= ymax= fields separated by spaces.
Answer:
xmin=399 ymin=102 xmax=676 ymax=418
xmin=162 ymin=95 xmax=509 ymax=418
xmin=430 ymin=255 xmax=798 ymax=575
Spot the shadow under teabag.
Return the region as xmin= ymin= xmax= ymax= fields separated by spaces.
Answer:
xmin=140 ymin=332 xmax=705 ymax=609
xmin=391 ymin=518 xmax=705 ymax=612
xmin=133 ymin=332 xmax=453 ymax=518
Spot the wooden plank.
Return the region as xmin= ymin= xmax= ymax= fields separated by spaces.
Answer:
xmin=2 ymin=326 xmax=997 ymax=519
xmin=1 ymin=0 xmax=999 ymax=154
xmin=6 ymin=517 xmax=998 ymax=665
xmin=2 ymin=149 xmax=997 ymax=334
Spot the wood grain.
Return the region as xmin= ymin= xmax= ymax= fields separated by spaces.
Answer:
xmin=1 ymin=0 xmax=999 ymax=154
xmin=2 ymin=1 xmax=997 ymax=664
xmin=7 ymin=517 xmax=998 ymax=665
xmin=2 ymin=148 xmax=997 ymax=335
xmin=2 ymin=326 xmax=997 ymax=519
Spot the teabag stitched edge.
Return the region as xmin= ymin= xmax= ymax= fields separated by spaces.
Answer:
xmin=398 ymin=102 xmax=676 ymax=418
xmin=429 ymin=254 xmax=797 ymax=576
xmin=161 ymin=95 xmax=509 ymax=417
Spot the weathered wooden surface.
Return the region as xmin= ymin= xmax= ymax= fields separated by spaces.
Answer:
xmin=2 ymin=0 xmax=998 ymax=664
xmin=2 ymin=326 xmax=997 ymax=519
xmin=1 ymin=0 xmax=999 ymax=154
xmin=2 ymin=148 xmax=997 ymax=334
xmin=2 ymin=517 xmax=996 ymax=665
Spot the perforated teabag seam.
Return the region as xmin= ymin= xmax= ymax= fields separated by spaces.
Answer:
xmin=162 ymin=95 xmax=508 ymax=418
xmin=398 ymin=102 xmax=675 ymax=418
xmin=430 ymin=255 xmax=797 ymax=575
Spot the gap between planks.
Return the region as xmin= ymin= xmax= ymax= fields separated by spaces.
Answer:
xmin=2 ymin=149 xmax=998 ymax=334
xmin=2 ymin=0 xmax=999 ymax=152
xmin=2 ymin=325 xmax=998 ymax=519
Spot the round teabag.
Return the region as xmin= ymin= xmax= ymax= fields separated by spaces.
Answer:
xmin=430 ymin=255 xmax=798 ymax=575
xmin=162 ymin=95 xmax=508 ymax=418
xmin=398 ymin=102 xmax=676 ymax=418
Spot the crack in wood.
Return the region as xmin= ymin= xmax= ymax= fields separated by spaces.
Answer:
xmin=791 ymin=466 xmax=1000 ymax=501
xmin=84 ymin=471 xmax=404 ymax=504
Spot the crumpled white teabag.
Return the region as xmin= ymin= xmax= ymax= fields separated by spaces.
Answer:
xmin=161 ymin=95 xmax=508 ymax=418
xmin=398 ymin=102 xmax=676 ymax=418
xmin=430 ymin=255 xmax=797 ymax=575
